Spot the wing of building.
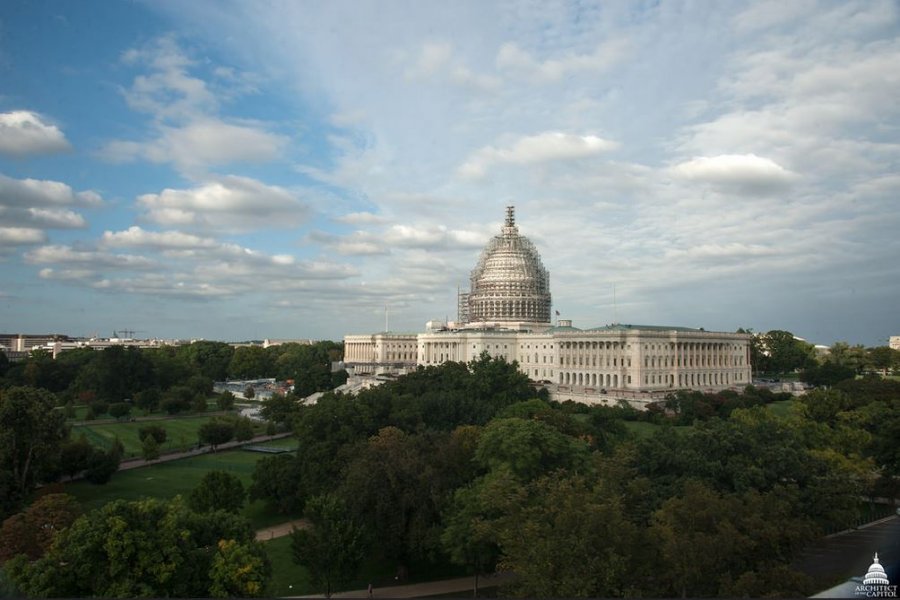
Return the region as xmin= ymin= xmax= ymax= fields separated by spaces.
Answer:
xmin=344 ymin=207 xmax=751 ymax=407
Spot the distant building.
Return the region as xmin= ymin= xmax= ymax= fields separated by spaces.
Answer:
xmin=344 ymin=207 xmax=752 ymax=407
xmin=890 ymin=336 xmax=900 ymax=351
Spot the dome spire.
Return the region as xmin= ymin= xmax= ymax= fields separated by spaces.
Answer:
xmin=505 ymin=205 xmax=515 ymax=228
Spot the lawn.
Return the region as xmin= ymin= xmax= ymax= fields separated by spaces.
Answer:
xmin=70 ymin=414 xmax=265 ymax=458
xmin=263 ymin=535 xmax=467 ymax=597
xmin=767 ymin=398 xmax=797 ymax=418
xmin=622 ymin=420 xmax=692 ymax=438
xmin=64 ymin=437 xmax=300 ymax=529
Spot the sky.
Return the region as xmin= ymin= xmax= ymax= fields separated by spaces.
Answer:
xmin=0 ymin=0 xmax=898 ymax=346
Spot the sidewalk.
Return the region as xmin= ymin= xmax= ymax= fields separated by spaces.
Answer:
xmin=255 ymin=518 xmax=309 ymax=541
xmin=117 ymin=431 xmax=294 ymax=471
xmin=293 ymin=572 xmax=518 ymax=598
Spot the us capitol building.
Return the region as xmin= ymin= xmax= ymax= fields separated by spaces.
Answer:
xmin=344 ymin=207 xmax=751 ymax=406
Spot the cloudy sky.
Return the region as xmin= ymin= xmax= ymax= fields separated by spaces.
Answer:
xmin=1 ymin=0 xmax=898 ymax=345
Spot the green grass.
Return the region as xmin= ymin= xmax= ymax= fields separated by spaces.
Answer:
xmin=265 ymin=536 xmax=314 ymax=596
xmin=767 ymin=398 xmax=797 ymax=418
xmin=64 ymin=437 xmax=300 ymax=529
xmin=70 ymin=414 xmax=265 ymax=458
xmin=622 ymin=420 xmax=692 ymax=438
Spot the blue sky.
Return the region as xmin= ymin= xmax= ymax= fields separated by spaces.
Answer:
xmin=1 ymin=0 xmax=898 ymax=346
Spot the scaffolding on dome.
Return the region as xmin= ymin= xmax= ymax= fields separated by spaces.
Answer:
xmin=462 ymin=206 xmax=552 ymax=326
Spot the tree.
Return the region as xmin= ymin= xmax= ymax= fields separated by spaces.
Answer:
xmin=244 ymin=385 xmax=256 ymax=399
xmin=291 ymin=494 xmax=367 ymax=598
xmin=141 ymin=435 xmax=160 ymax=461
xmin=233 ymin=416 xmax=255 ymax=441
xmin=83 ymin=444 xmax=122 ymax=485
xmin=0 ymin=493 xmax=81 ymax=563
xmin=217 ymin=391 xmax=236 ymax=411
xmin=869 ymin=346 xmax=900 ymax=375
xmin=134 ymin=388 xmax=161 ymax=413
xmin=198 ymin=419 xmax=235 ymax=451
xmin=494 ymin=473 xmax=642 ymax=597
xmin=757 ymin=330 xmax=817 ymax=375
xmin=189 ymin=470 xmax=246 ymax=514
xmin=138 ymin=424 xmax=167 ymax=445
xmin=191 ymin=393 xmax=209 ymax=413
xmin=249 ymin=454 xmax=303 ymax=514
xmin=209 ymin=538 xmax=271 ymax=598
xmin=260 ymin=394 xmax=300 ymax=425
xmin=58 ymin=435 xmax=95 ymax=479
xmin=474 ymin=417 xmax=591 ymax=481
xmin=108 ymin=402 xmax=132 ymax=420
xmin=229 ymin=346 xmax=272 ymax=379
xmin=0 ymin=387 xmax=69 ymax=511
xmin=6 ymin=497 xmax=268 ymax=598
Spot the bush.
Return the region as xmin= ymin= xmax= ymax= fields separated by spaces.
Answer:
xmin=160 ymin=397 xmax=190 ymax=415
xmin=108 ymin=402 xmax=132 ymax=420
xmin=138 ymin=424 xmax=167 ymax=444
xmin=88 ymin=400 xmax=109 ymax=417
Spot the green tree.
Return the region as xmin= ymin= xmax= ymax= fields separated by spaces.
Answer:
xmin=217 ymin=390 xmax=236 ymax=411
xmin=291 ymin=494 xmax=367 ymax=598
xmin=108 ymin=402 xmax=132 ymax=420
xmin=138 ymin=424 xmax=167 ymax=445
xmin=249 ymin=454 xmax=303 ymax=514
xmin=58 ymin=434 xmax=95 ymax=479
xmin=233 ymin=416 xmax=255 ymax=442
xmin=244 ymin=385 xmax=256 ymax=399
xmin=0 ymin=387 xmax=69 ymax=511
xmin=869 ymin=346 xmax=900 ymax=375
xmin=757 ymin=330 xmax=816 ymax=375
xmin=198 ymin=419 xmax=235 ymax=451
xmin=189 ymin=470 xmax=246 ymax=514
xmin=134 ymin=388 xmax=161 ymax=413
xmin=229 ymin=346 xmax=272 ymax=379
xmin=83 ymin=443 xmax=122 ymax=485
xmin=209 ymin=538 xmax=271 ymax=598
xmin=177 ymin=341 xmax=234 ymax=381
xmin=495 ymin=473 xmax=642 ymax=597
xmin=474 ymin=417 xmax=591 ymax=481
xmin=141 ymin=435 xmax=160 ymax=461
xmin=6 ymin=497 xmax=267 ymax=598
xmin=260 ymin=394 xmax=300 ymax=425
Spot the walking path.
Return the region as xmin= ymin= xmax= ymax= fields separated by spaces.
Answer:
xmin=116 ymin=431 xmax=294 ymax=471
xmin=255 ymin=518 xmax=309 ymax=541
xmin=292 ymin=572 xmax=518 ymax=598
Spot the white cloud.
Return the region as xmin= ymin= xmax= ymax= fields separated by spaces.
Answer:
xmin=335 ymin=211 xmax=388 ymax=225
xmin=100 ymin=36 xmax=286 ymax=176
xmin=459 ymin=132 xmax=618 ymax=179
xmin=0 ymin=227 xmax=46 ymax=246
xmin=0 ymin=111 xmax=71 ymax=157
xmin=101 ymin=226 xmax=219 ymax=250
xmin=670 ymin=154 xmax=798 ymax=191
xmin=101 ymin=119 xmax=287 ymax=173
xmin=136 ymin=175 xmax=309 ymax=232
xmin=496 ymin=38 xmax=629 ymax=82
xmin=0 ymin=174 xmax=99 ymax=238
xmin=406 ymin=42 xmax=501 ymax=92
xmin=25 ymin=245 xmax=157 ymax=269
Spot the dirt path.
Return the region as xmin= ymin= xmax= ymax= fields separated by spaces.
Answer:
xmin=254 ymin=518 xmax=309 ymax=541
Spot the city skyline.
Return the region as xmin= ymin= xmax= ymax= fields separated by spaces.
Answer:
xmin=1 ymin=1 xmax=899 ymax=346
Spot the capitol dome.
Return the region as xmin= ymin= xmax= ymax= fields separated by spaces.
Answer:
xmin=864 ymin=553 xmax=890 ymax=586
xmin=463 ymin=206 xmax=552 ymax=326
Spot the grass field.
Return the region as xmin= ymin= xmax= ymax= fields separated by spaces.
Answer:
xmin=70 ymin=413 xmax=267 ymax=458
xmin=622 ymin=420 xmax=692 ymax=438
xmin=64 ymin=437 xmax=299 ymax=529
xmin=767 ymin=398 xmax=797 ymax=418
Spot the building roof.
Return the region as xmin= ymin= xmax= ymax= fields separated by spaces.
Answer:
xmin=585 ymin=323 xmax=704 ymax=333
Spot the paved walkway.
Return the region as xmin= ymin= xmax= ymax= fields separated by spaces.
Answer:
xmin=116 ymin=431 xmax=294 ymax=471
xmin=255 ymin=519 xmax=309 ymax=541
xmin=292 ymin=572 xmax=518 ymax=598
